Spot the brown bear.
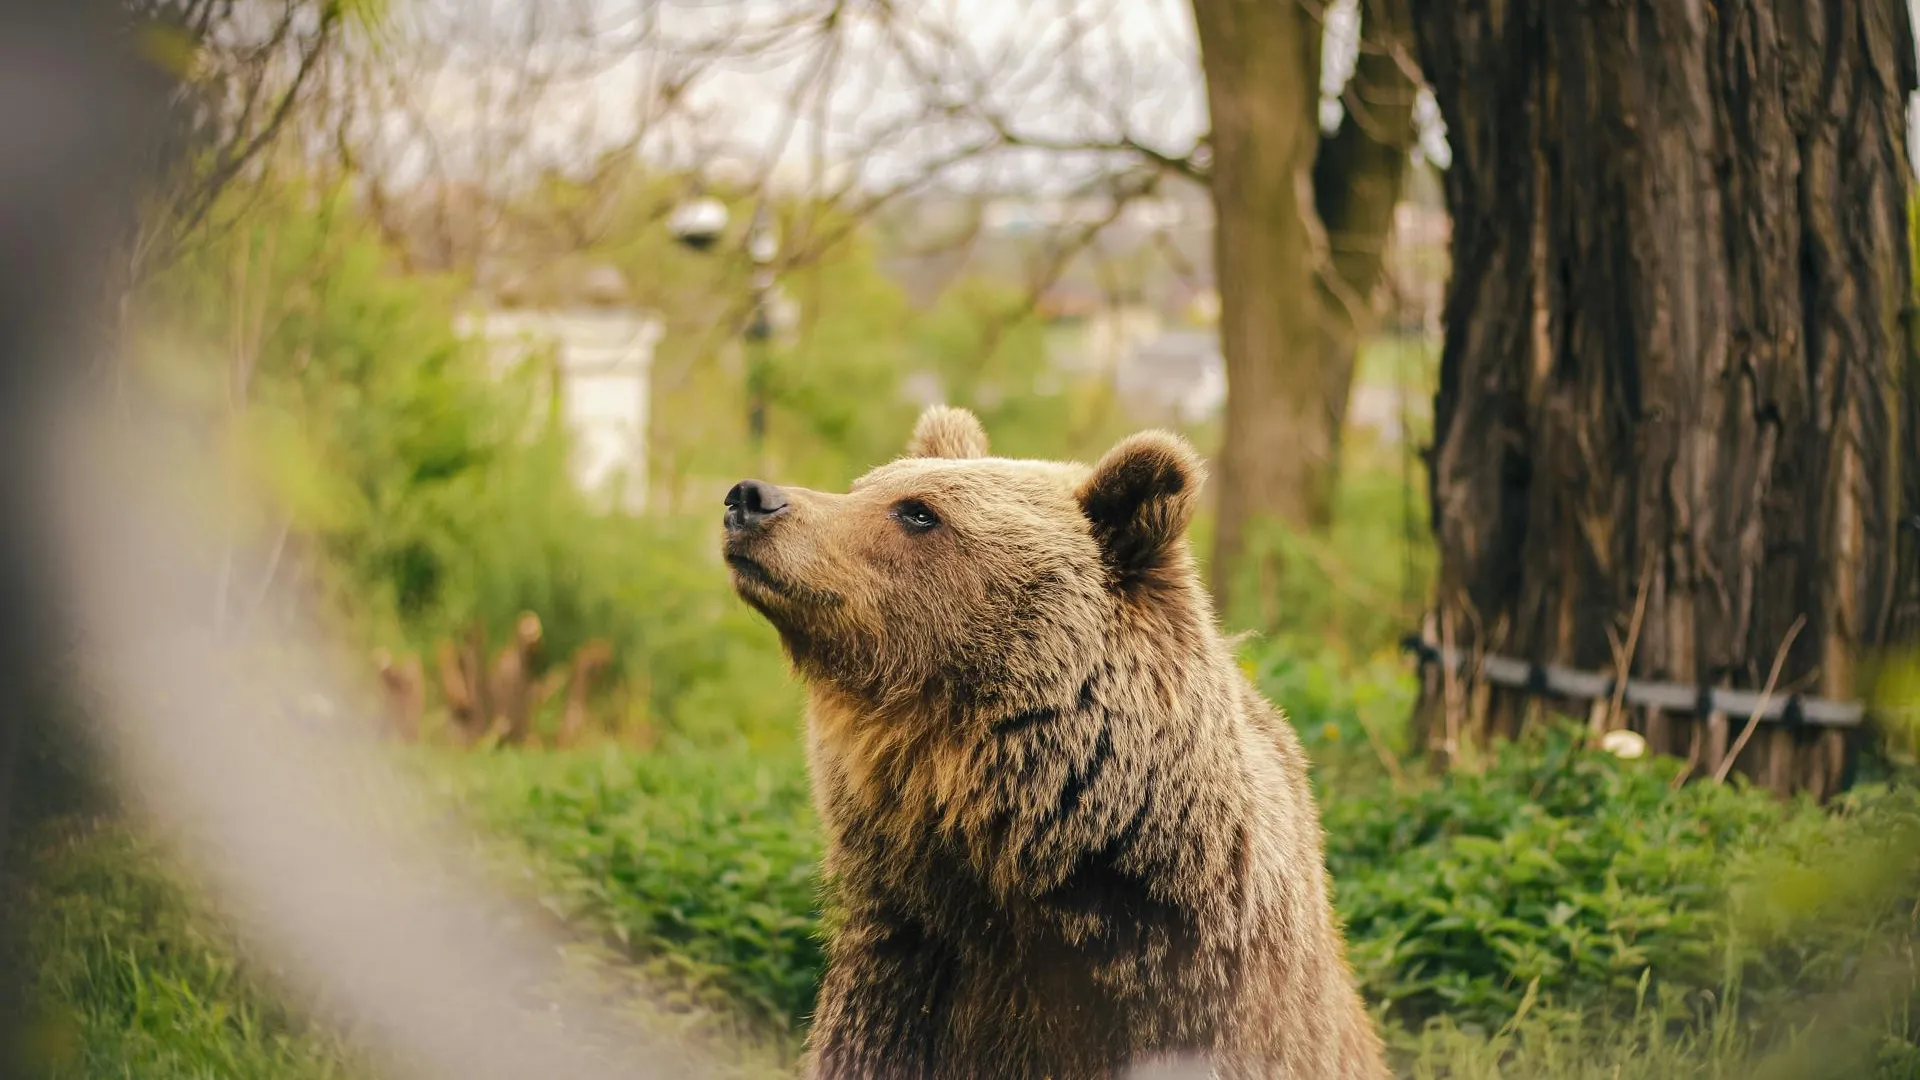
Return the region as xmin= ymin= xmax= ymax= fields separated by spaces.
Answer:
xmin=721 ymin=405 xmax=1387 ymax=1080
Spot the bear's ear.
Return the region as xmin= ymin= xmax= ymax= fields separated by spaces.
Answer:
xmin=907 ymin=405 xmax=990 ymax=459
xmin=1076 ymin=431 xmax=1205 ymax=581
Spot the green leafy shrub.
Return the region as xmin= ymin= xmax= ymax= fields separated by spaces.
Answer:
xmin=444 ymin=747 xmax=825 ymax=1034
xmin=1326 ymin=725 xmax=1920 ymax=1035
xmin=135 ymin=180 xmax=800 ymax=745
xmin=1242 ymin=636 xmax=1419 ymax=782
xmin=447 ymin=727 xmax=1918 ymax=1057
xmin=20 ymin=783 xmax=1918 ymax=1080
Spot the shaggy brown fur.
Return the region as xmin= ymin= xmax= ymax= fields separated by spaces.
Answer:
xmin=722 ymin=405 xmax=1387 ymax=1080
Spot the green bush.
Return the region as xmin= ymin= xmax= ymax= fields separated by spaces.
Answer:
xmin=445 ymin=726 xmax=1919 ymax=1055
xmin=443 ymin=746 xmax=825 ymax=1035
xmin=1326 ymin=725 xmax=1920 ymax=1035
xmin=20 ymin=783 xmax=1918 ymax=1080
xmin=1242 ymin=635 xmax=1420 ymax=783
xmin=135 ymin=180 xmax=800 ymax=745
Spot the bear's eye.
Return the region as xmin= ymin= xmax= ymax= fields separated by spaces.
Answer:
xmin=891 ymin=500 xmax=941 ymax=534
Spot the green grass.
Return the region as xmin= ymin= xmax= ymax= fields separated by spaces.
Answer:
xmin=14 ymin=731 xmax=1920 ymax=1080
xmin=5 ymin=820 xmax=364 ymax=1080
xmin=1355 ymin=334 xmax=1442 ymax=396
xmin=429 ymin=725 xmax=1920 ymax=1075
xmin=432 ymin=744 xmax=825 ymax=1043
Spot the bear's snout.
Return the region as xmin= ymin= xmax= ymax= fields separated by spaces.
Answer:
xmin=723 ymin=479 xmax=790 ymax=534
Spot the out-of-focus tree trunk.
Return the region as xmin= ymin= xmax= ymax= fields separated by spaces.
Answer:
xmin=1195 ymin=0 xmax=1419 ymax=615
xmin=1408 ymin=0 xmax=1920 ymax=798
xmin=557 ymin=639 xmax=612 ymax=748
xmin=1311 ymin=0 xmax=1421 ymax=502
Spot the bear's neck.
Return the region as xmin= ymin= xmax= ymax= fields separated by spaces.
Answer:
xmin=807 ymin=595 xmax=1253 ymax=919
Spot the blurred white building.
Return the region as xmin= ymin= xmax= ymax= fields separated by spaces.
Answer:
xmin=455 ymin=302 xmax=663 ymax=515
xmin=1113 ymin=329 xmax=1226 ymax=425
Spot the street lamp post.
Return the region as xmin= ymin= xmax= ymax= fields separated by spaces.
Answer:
xmin=742 ymin=205 xmax=779 ymax=449
xmin=668 ymin=193 xmax=783 ymax=458
xmin=665 ymin=194 xmax=727 ymax=252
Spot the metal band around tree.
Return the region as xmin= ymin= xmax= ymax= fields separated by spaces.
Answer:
xmin=1399 ymin=636 xmax=1867 ymax=729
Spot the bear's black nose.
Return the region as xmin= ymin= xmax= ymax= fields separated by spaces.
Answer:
xmin=724 ymin=479 xmax=789 ymax=532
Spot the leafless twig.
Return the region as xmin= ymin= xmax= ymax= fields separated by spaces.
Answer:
xmin=1715 ymin=616 xmax=1808 ymax=785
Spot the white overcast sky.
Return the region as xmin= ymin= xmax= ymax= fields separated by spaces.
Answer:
xmin=379 ymin=0 xmax=1351 ymax=191
xmin=379 ymin=0 xmax=1919 ymax=193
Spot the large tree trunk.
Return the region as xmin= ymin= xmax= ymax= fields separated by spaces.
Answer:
xmin=1197 ymin=0 xmax=1419 ymax=616
xmin=1408 ymin=0 xmax=1920 ymax=798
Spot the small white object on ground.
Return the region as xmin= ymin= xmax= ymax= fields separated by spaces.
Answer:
xmin=1600 ymin=729 xmax=1647 ymax=759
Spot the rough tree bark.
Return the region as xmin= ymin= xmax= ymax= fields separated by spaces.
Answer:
xmin=1408 ymin=0 xmax=1920 ymax=797
xmin=1195 ymin=0 xmax=1420 ymax=614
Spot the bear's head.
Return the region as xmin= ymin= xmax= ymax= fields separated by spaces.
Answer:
xmin=721 ymin=405 xmax=1206 ymax=715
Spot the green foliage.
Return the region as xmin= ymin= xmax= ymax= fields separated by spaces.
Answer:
xmin=760 ymin=236 xmax=920 ymax=485
xmin=137 ymin=180 xmax=800 ymax=744
xmin=436 ymin=727 xmax=1920 ymax=1072
xmin=1326 ymin=726 xmax=1920 ymax=1037
xmin=1243 ymin=637 xmax=1420 ymax=779
xmin=441 ymin=747 xmax=825 ymax=1036
xmin=1398 ymin=778 xmax=1920 ymax=1080
xmin=6 ymin=821 xmax=361 ymax=1080
xmin=21 ymin=750 xmax=1920 ymax=1080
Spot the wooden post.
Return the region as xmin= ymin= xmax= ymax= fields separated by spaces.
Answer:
xmin=435 ymin=638 xmax=477 ymax=745
xmin=1763 ymin=727 xmax=1795 ymax=797
xmin=557 ymin=640 xmax=613 ymax=748
xmin=1644 ymin=705 xmax=1671 ymax=758
xmin=490 ymin=612 xmax=543 ymax=747
xmin=463 ymin=625 xmax=493 ymax=743
xmin=1467 ymin=680 xmax=1493 ymax=762
xmin=1586 ymin=697 xmax=1611 ymax=736
xmin=373 ymin=648 xmax=424 ymax=743
xmin=1703 ymin=704 xmax=1729 ymax=780
xmin=1813 ymin=729 xmax=1847 ymax=801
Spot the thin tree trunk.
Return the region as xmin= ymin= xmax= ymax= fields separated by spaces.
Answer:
xmin=1408 ymin=0 xmax=1920 ymax=798
xmin=1197 ymin=0 xmax=1420 ymax=614
xmin=1313 ymin=0 xmax=1422 ymax=511
xmin=1195 ymin=0 xmax=1324 ymax=615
